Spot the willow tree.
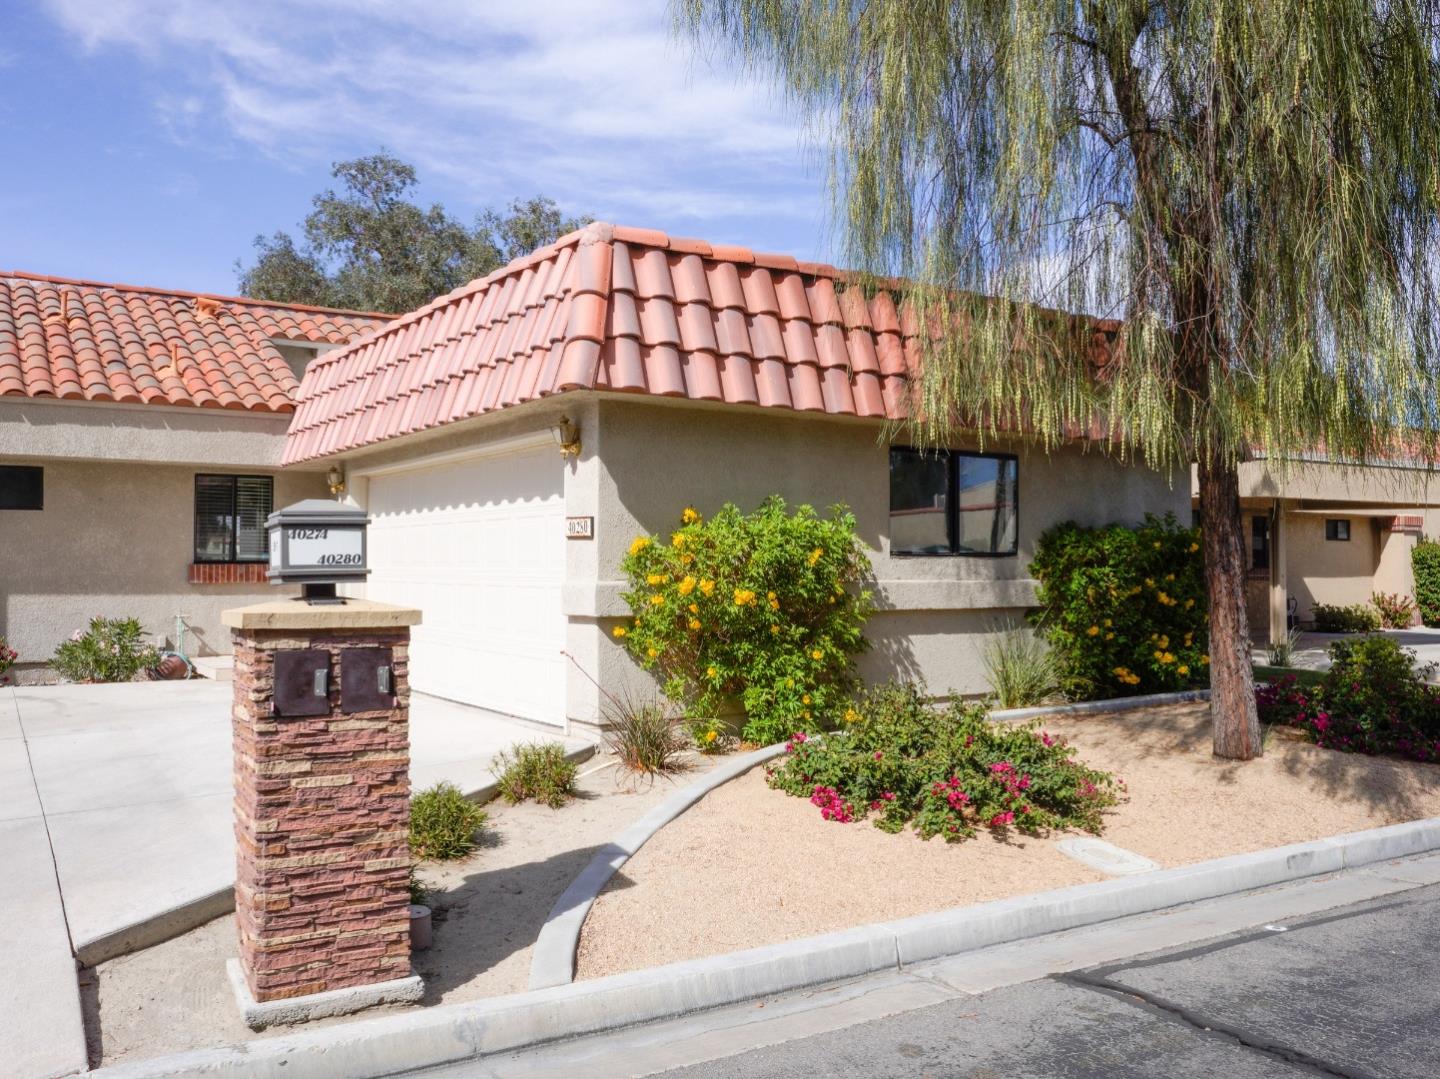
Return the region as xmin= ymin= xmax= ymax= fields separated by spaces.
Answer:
xmin=679 ymin=1 xmax=1440 ymax=758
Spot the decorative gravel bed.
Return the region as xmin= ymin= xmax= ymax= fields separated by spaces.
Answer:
xmin=576 ymin=702 xmax=1440 ymax=979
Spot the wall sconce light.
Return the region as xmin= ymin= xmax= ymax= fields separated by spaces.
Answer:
xmin=326 ymin=464 xmax=346 ymax=498
xmin=551 ymin=415 xmax=581 ymax=458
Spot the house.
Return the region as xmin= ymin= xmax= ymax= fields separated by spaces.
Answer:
xmin=1217 ymin=456 xmax=1440 ymax=641
xmin=0 ymin=271 xmax=389 ymax=680
xmin=283 ymin=223 xmax=1190 ymax=738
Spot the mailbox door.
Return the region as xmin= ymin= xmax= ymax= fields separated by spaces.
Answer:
xmin=341 ymin=647 xmax=395 ymax=714
xmin=273 ymin=649 xmax=332 ymax=717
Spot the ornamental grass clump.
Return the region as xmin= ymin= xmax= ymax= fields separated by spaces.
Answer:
xmin=602 ymin=695 xmax=690 ymax=777
xmin=982 ymin=626 xmax=1061 ymax=709
xmin=1030 ymin=514 xmax=1208 ymax=699
xmin=409 ymin=782 xmax=488 ymax=860
xmin=616 ymin=498 xmax=874 ymax=746
xmin=493 ymin=741 xmax=578 ymax=808
xmin=766 ymin=682 xmax=1119 ymax=842
xmin=51 ymin=616 xmax=159 ymax=683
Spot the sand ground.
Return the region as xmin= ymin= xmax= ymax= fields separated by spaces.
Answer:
xmin=87 ymin=752 xmax=720 ymax=1068
xmin=87 ymin=704 xmax=1440 ymax=1066
xmin=575 ymin=703 xmax=1440 ymax=979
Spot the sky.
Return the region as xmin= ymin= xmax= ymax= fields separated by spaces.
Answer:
xmin=0 ymin=0 xmax=833 ymax=298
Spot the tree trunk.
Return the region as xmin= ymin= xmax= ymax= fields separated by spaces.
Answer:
xmin=1197 ymin=451 xmax=1262 ymax=759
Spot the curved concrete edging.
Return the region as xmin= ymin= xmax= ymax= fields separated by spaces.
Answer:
xmin=90 ymin=816 xmax=1440 ymax=1079
xmin=989 ymin=688 xmax=1211 ymax=724
xmin=529 ymin=741 xmax=790 ymax=990
xmin=74 ymin=744 xmax=596 ymax=968
xmin=526 ymin=689 xmax=1212 ymax=990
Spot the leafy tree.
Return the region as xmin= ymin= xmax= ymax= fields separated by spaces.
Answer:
xmin=679 ymin=1 xmax=1440 ymax=758
xmin=238 ymin=152 xmax=589 ymax=313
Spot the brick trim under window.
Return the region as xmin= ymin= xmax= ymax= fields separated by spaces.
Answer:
xmin=189 ymin=563 xmax=271 ymax=585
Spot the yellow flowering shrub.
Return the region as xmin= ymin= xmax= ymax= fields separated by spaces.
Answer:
xmin=1029 ymin=513 xmax=1207 ymax=698
xmin=617 ymin=497 xmax=874 ymax=745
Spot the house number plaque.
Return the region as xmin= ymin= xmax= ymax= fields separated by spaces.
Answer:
xmin=266 ymin=499 xmax=371 ymax=599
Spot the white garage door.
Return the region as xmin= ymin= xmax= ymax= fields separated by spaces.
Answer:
xmin=364 ymin=444 xmax=567 ymax=725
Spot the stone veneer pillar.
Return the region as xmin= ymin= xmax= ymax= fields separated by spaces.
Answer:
xmin=223 ymin=599 xmax=423 ymax=1025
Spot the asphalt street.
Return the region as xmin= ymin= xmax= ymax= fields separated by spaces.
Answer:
xmin=661 ymin=884 xmax=1440 ymax=1079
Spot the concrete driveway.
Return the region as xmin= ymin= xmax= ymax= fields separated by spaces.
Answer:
xmin=1 ymin=678 xmax=587 ymax=1079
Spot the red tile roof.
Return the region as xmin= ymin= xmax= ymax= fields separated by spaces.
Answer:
xmin=283 ymin=223 xmax=927 ymax=464
xmin=0 ymin=270 xmax=391 ymax=413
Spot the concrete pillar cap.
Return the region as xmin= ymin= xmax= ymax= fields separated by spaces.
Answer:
xmin=222 ymin=599 xmax=422 ymax=631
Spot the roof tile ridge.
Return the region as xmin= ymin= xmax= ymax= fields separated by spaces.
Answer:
xmin=0 ymin=269 xmax=397 ymax=320
xmin=604 ymin=226 xmax=846 ymax=280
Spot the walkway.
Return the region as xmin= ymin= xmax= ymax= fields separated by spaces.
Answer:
xmin=1 ymin=679 xmax=585 ymax=1078
xmin=1257 ymin=626 xmax=1440 ymax=678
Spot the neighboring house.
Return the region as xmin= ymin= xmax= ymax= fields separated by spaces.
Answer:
xmin=284 ymin=222 xmax=1190 ymax=738
xmin=1211 ymin=456 xmax=1440 ymax=642
xmin=0 ymin=270 xmax=389 ymax=680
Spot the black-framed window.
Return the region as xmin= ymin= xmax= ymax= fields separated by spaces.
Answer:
xmin=194 ymin=475 xmax=273 ymax=563
xmin=1251 ymin=516 xmax=1270 ymax=570
xmin=1325 ymin=518 xmax=1351 ymax=542
xmin=889 ymin=447 xmax=1018 ymax=556
xmin=0 ymin=465 xmax=43 ymax=510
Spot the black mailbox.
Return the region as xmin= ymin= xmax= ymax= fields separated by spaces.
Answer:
xmin=341 ymin=647 xmax=395 ymax=714
xmin=273 ymin=649 xmax=332 ymax=717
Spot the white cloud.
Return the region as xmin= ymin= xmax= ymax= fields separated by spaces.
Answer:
xmin=39 ymin=0 xmax=821 ymax=236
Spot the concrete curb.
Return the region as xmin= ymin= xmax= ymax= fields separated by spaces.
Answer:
xmin=529 ymin=741 xmax=789 ymax=990
xmin=989 ymin=688 xmax=1211 ymax=723
xmin=77 ymin=885 xmax=236 ymax=967
xmin=89 ymin=816 xmax=1440 ymax=1079
xmin=73 ymin=744 xmax=596 ymax=968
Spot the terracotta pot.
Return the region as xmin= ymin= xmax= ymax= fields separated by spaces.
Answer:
xmin=409 ymin=904 xmax=433 ymax=950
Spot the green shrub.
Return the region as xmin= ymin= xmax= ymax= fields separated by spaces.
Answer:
xmin=1311 ymin=602 xmax=1381 ymax=633
xmin=51 ymin=617 xmax=159 ymax=683
xmin=408 ymin=865 xmax=433 ymax=905
xmin=616 ymin=498 xmax=874 ymax=746
xmin=409 ymin=782 xmax=488 ymax=860
xmin=493 ymin=741 xmax=578 ymax=808
xmin=1372 ymin=591 xmax=1417 ymax=630
xmin=1029 ymin=514 xmax=1208 ymax=699
xmin=1413 ymin=540 xmax=1440 ymax=626
xmin=0 ymin=636 xmax=16 ymax=686
xmin=1256 ymin=636 xmax=1440 ymax=763
xmin=982 ymin=627 xmax=1061 ymax=708
xmin=766 ymin=682 xmax=1119 ymax=842
xmin=602 ymin=696 xmax=690 ymax=776
xmin=683 ymin=714 xmax=733 ymax=754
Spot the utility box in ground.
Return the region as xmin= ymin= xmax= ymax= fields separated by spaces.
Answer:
xmin=223 ymin=598 xmax=423 ymax=1028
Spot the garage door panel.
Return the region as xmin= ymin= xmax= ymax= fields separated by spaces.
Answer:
xmin=365 ymin=446 xmax=566 ymax=725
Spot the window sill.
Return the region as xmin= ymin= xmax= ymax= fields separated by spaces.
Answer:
xmin=189 ymin=563 xmax=270 ymax=585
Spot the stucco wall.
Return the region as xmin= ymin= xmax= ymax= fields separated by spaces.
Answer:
xmin=1284 ymin=513 xmax=1380 ymax=619
xmin=319 ymin=392 xmax=1186 ymax=735
xmin=575 ymin=396 xmax=1189 ymax=726
xmin=0 ymin=397 xmax=310 ymax=468
xmin=2 ymin=458 xmax=325 ymax=671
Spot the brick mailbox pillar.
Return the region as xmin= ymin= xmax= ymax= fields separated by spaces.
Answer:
xmin=223 ymin=599 xmax=423 ymax=1027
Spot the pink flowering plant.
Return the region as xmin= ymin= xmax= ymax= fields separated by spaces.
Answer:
xmin=767 ymin=682 xmax=1120 ymax=842
xmin=617 ymin=498 xmax=873 ymax=746
xmin=51 ymin=617 xmax=159 ymax=683
xmin=0 ymin=636 xmax=17 ymax=685
xmin=1256 ymin=636 xmax=1440 ymax=763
